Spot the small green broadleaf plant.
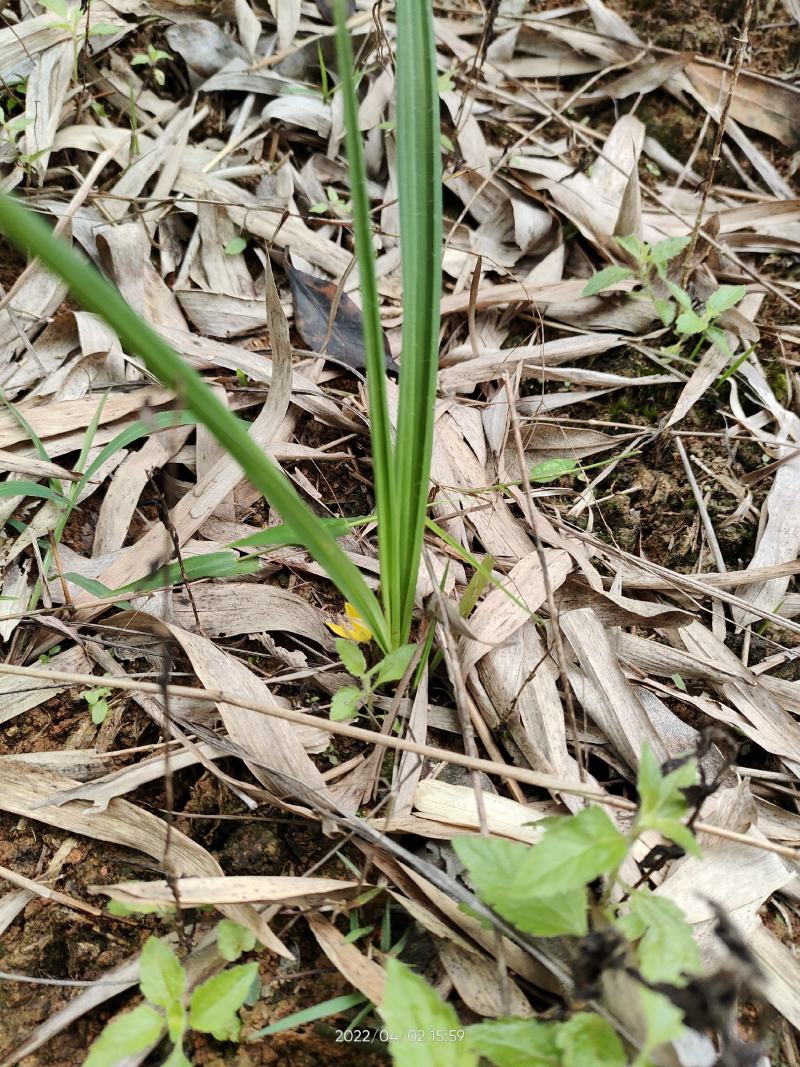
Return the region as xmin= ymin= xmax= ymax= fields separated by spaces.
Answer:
xmin=82 ymin=686 xmax=112 ymax=725
xmin=330 ymin=636 xmax=416 ymax=721
xmin=39 ymin=0 xmax=119 ymax=82
xmin=85 ymin=935 xmax=258 ymax=1067
xmin=437 ymin=745 xmax=705 ymax=1063
xmin=583 ymin=234 xmax=746 ymax=364
xmin=130 ymin=43 xmax=173 ymax=87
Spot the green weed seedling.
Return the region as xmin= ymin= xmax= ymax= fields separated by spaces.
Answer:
xmin=82 ymin=686 xmax=112 ymax=725
xmin=39 ymin=0 xmax=118 ymax=82
xmin=130 ymin=43 xmax=173 ymax=87
xmin=329 ymin=634 xmax=415 ymax=722
xmin=583 ymin=234 xmax=746 ymax=364
xmin=85 ymin=932 xmax=259 ymax=1067
xmin=376 ymin=744 xmax=732 ymax=1067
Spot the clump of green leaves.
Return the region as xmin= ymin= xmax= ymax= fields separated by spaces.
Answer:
xmin=378 ymin=745 xmax=708 ymax=1064
xmin=130 ymin=43 xmax=173 ymax=87
xmin=82 ymin=685 xmax=112 ymax=725
xmin=583 ymin=234 xmax=746 ymax=363
xmin=331 ymin=636 xmax=416 ymax=722
xmin=85 ymin=933 xmax=259 ymax=1067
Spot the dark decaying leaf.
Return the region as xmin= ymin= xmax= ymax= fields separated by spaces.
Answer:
xmin=287 ymin=264 xmax=398 ymax=374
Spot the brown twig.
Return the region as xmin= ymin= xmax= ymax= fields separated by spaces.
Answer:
xmin=3 ymin=662 xmax=798 ymax=861
xmin=681 ymin=0 xmax=755 ymax=285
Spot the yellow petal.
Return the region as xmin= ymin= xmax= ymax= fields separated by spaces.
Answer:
xmin=327 ymin=602 xmax=372 ymax=643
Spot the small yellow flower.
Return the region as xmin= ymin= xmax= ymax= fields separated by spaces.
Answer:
xmin=327 ymin=601 xmax=372 ymax=643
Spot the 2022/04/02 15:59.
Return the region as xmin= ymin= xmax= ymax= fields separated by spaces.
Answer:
xmin=335 ymin=1028 xmax=467 ymax=1043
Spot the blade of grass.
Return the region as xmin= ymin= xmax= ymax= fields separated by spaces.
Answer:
xmin=0 ymin=193 xmax=391 ymax=651
xmin=333 ymin=1 xmax=398 ymax=643
xmin=249 ymin=993 xmax=367 ymax=1039
xmin=393 ymin=0 xmax=442 ymax=644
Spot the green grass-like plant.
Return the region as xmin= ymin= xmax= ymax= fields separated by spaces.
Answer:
xmin=0 ymin=0 xmax=441 ymax=654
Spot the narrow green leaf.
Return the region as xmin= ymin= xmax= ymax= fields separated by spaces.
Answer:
xmin=581 ymin=265 xmax=634 ymax=297
xmin=249 ymin=992 xmax=367 ymax=1038
xmin=380 ymin=958 xmax=478 ymax=1066
xmin=189 ymin=962 xmax=259 ymax=1041
xmin=466 ymin=1018 xmax=560 ymax=1067
xmin=139 ymin=936 xmax=185 ymax=1009
xmin=391 ymin=0 xmax=442 ymax=646
xmin=336 ymin=637 xmax=367 ymax=679
xmin=217 ymin=919 xmax=257 ymax=962
xmin=530 ymin=457 xmax=579 ymax=483
xmin=333 ymin=1 xmax=396 ymax=646
xmin=554 ymin=1013 xmax=625 ymax=1067
xmin=84 ymin=1004 xmax=164 ymax=1067
xmin=0 ymin=192 xmax=390 ymax=650
xmin=0 ymin=480 xmax=66 ymax=503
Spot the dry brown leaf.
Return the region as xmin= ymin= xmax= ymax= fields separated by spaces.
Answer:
xmin=92 ymin=876 xmax=359 ymax=906
xmin=307 ymin=914 xmax=387 ymax=1006
xmin=685 ymin=62 xmax=800 ymax=147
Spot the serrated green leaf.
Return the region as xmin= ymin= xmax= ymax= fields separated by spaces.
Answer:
xmin=466 ymin=1018 xmax=560 ymax=1067
xmin=639 ymin=988 xmax=686 ymax=1057
xmin=518 ymin=806 xmax=629 ymax=895
xmin=453 ymin=837 xmax=588 ymax=937
xmin=666 ymin=281 xmax=693 ymax=311
xmin=189 ymin=962 xmax=258 ymax=1041
xmin=84 ymin=1004 xmax=164 ymax=1067
xmin=336 ymin=637 xmax=367 ymax=679
xmin=706 ymin=284 xmax=745 ymax=316
xmin=675 ymin=308 xmax=707 ymax=336
xmin=554 ymin=1013 xmax=625 ymax=1067
xmin=654 ymin=298 xmax=675 ymax=326
xmin=224 ymin=236 xmax=247 ymax=256
xmin=650 ymin=235 xmax=690 ymax=266
xmin=530 ymin=457 xmax=579 ymax=484
xmin=372 ymin=643 xmax=416 ymax=686
xmin=381 ymin=958 xmax=478 ymax=1066
xmin=581 ymin=265 xmax=634 ymax=297
xmin=635 ymin=745 xmax=701 ymax=856
xmin=89 ymin=23 xmax=121 ymax=35
xmin=139 ymin=936 xmax=185 ymax=1010
xmin=330 ymin=685 xmax=362 ymax=721
xmin=616 ymin=233 xmax=648 ymax=261
xmin=217 ymin=919 xmax=257 ymax=962
xmin=705 ymin=324 xmax=733 ymax=357
xmin=618 ymin=890 xmax=700 ymax=984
